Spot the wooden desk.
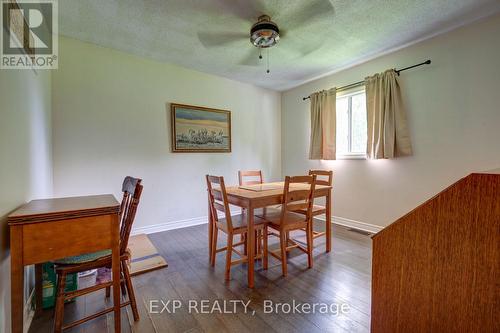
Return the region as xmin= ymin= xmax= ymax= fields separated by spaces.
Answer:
xmin=208 ymin=181 xmax=332 ymax=288
xmin=8 ymin=195 xmax=122 ymax=333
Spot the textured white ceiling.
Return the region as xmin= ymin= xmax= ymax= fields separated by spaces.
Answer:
xmin=59 ymin=0 xmax=500 ymax=91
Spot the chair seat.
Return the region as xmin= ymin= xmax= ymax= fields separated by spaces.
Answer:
xmin=216 ymin=213 xmax=267 ymax=233
xmin=54 ymin=250 xmax=112 ymax=265
xmin=257 ymin=209 xmax=308 ymax=230
xmin=54 ymin=248 xmax=132 ymax=266
xmin=294 ymin=204 xmax=326 ymax=216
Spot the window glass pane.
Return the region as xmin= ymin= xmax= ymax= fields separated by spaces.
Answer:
xmin=336 ymin=97 xmax=349 ymax=155
xmin=351 ymin=93 xmax=367 ymax=153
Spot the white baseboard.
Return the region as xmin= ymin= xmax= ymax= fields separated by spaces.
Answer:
xmin=131 ymin=210 xmax=241 ymax=235
xmin=132 ymin=211 xmax=383 ymax=236
xmin=131 ymin=215 xmax=208 ymax=235
xmin=316 ymin=215 xmax=383 ymax=234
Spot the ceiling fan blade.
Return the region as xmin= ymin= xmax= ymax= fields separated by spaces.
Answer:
xmin=278 ymin=0 xmax=334 ymax=30
xmin=197 ymin=31 xmax=247 ymax=48
xmin=290 ymin=40 xmax=323 ymax=58
xmin=239 ymin=48 xmax=262 ymax=66
xmin=213 ymin=0 xmax=265 ymax=22
xmin=279 ymin=29 xmax=324 ymax=57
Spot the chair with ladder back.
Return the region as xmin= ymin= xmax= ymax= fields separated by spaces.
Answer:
xmin=258 ymin=175 xmax=317 ymax=276
xmin=238 ymin=170 xmax=264 ymax=186
xmin=207 ymin=175 xmax=268 ymax=280
xmin=53 ymin=177 xmax=143 ymax=333
xmin=238 ymin=170 xmax=266 ymax=255
xmin=294 ymin=170 xmax=333 ymax=245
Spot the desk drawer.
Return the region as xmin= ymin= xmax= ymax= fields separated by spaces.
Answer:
xmin=22 ymin=214 xmax=117 ymax=265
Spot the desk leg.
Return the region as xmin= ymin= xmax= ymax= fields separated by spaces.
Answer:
xmin=111 ymin=216 xmax=121 ymax=333
xmin=11 ymin=226 xmax=24 ymax=333
xmin=247 ymin=204 xmax=255 ymax=288
xmin=326 ymin=190 xmax=332 ymax=253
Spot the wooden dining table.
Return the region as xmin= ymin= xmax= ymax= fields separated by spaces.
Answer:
xmin=208 ymin=181 xmax=332 ymax=288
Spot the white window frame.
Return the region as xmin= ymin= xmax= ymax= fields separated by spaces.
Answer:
xmin=336 ymin=87 xmax=367 ymax=160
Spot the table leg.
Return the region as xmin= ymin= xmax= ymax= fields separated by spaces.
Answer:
xmin=247 ymin=204 xmax=255 ymax=288
xmin=326 ymin=190 xmax=332 ymax=253
xmin=111 ymin=215 xmax=121 ymax=333
xmin=11 ymin=226 xmax=24 ymax=333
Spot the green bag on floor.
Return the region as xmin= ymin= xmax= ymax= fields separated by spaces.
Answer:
xmin=42 ymin=262 xmax=78 ymax=309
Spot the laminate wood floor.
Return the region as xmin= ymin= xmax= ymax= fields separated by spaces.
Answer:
xmin=29 ymin=221 xmax=372 ymax=333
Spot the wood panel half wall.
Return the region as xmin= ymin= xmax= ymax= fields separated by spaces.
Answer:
xmin=371 ymin=173 xmax=499 ymax=332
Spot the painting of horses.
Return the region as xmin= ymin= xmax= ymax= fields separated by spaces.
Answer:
xmin=171 ymin=103 xmax=231 ymax=152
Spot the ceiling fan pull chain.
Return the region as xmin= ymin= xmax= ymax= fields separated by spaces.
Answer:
xmin=266 ymin=49 xmax=270 ymax=74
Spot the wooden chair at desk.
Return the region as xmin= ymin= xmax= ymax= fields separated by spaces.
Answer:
xmin=53 ymin=177 xmax=143 ymax=333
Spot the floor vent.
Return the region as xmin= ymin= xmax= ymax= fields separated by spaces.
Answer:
xmin=347 ymin=228 xmax=373 ymax=236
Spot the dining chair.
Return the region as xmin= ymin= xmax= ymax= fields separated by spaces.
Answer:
xmin=258 ymin=175 xmax=317 ymax=277
xmin=207 ymin=175 xmax=268 ymax=281
xmin=294 ymin=170 xmax=333 ymax=241
xmin=238 ymin=170 xmax=264 ymax=186
xmin=238 ymin=170 xmax=265 ymax=254
xmin=53 ymin=177 xmax=143 ymax=333
xmin=238 ymin=170 xmax=282 ymax=209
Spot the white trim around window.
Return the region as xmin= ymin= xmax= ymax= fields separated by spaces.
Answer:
xmin=336 ymin=87 xmax=367 ymax=160
xmin=336 ymin=152 xmax=367 ymax=160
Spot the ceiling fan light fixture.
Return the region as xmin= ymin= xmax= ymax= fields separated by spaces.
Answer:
xmin=250 ymin=15 xmax=279 ymax=48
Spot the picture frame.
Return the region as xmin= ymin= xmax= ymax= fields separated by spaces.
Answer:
xmin=170 ymin=103 xmax=232 ymax=153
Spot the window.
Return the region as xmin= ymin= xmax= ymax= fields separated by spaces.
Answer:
xmin=336 ymin=89 xmax=367 ymax=159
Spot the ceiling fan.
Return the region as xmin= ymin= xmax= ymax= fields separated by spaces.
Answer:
xmin=197 ymin=0 xmax=335 ymax=73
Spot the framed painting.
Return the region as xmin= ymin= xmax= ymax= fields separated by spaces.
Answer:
xmin=170 ymin=103 xmax=232 ymax=153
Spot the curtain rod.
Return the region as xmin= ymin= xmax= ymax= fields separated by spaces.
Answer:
xmin=302 ymin=59 xmax=431 ymax=101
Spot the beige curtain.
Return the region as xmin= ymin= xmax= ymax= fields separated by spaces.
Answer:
xmin=365 ymin=69 xmax=412 ymax=159
xmin=309 ymin=88 xmax=336 ymax=160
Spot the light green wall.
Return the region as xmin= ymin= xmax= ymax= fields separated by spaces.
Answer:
xmin=0 ymin=68 xmax=53 ymax=333
xmin=52 ymin=37 xmax=282 ymax=230
xmin=281 ymin=14 xmax=500 ymax=228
